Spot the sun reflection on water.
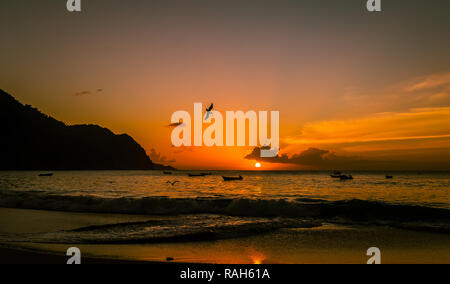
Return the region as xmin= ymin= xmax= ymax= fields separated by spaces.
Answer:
xmin=249 ymin=247 xmax=266 ymax=264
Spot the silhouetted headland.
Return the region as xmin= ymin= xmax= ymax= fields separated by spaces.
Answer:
xmin=0 ymin=89 xmax=174 ymax=171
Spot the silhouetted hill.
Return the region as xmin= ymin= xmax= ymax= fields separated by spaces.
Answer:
xmin=0 ymin=89 xmax=174 ymax=170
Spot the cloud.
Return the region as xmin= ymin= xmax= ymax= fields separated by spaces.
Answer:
xmin=248 ymin=106 xmax=450 ymax=170
xmin=405 ymin=72 xmax=450 ymax=93
xmin=171 ymin=146 xmax=198 ymax=154
xmin=243 ymin=72 xmax=450 ymax=170
xmin=74 ymin=88 xmax=104 ymax=96
xmin=429 ymin=93 xmax=449 ymax=102
xmin=245 ymin=146 xmax=369 ymax=169
xmin=74 ymin=91 xmax=90 ymax=96
xmin=335 ymin=71 xmax=450 ymax=115
xmin=244 ymin=145 xmax=450 ymax=170
xmin=401 ymin=72 xmax=450 ymax=106
xmin=149 ymin=148 xmax=176 ymax=164
xmin=284 ymin=107 xmax=450 ymax=147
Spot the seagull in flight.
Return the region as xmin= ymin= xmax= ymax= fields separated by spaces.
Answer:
xmin=204 ymin=103 xmax=214 ymax=121
xmin=166 ymin=180 xmax=179 ymax=186
xmin=167 ymin=122 xmax=184 ymax=128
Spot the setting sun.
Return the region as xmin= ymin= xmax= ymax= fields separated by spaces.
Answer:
xmin=255 ymin=162 xmax=261 ymax=168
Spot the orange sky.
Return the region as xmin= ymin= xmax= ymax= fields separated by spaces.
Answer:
xmin=1 ymin=1 xmax=450 ymax=170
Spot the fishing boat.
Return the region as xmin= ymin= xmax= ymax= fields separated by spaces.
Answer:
xmin=339 ymin=174 xmax=353 ymax=180
xmin=330 ymin=171 xmax=342 ymax=178
xmin=163 ymin=171 xmax=172 ymax=175
xmin=222 ymin=176 xmax=243 ymax=181
xmin=38 ymin=173 xmax=53 ymax=177
xmin=386 ymin=175 xmax=393 ymax=179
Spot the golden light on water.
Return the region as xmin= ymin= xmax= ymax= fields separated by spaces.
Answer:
xmin=249 ymin=248 xmax=266 ymax=264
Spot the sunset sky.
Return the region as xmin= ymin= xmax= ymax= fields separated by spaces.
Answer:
xmin=1 ymin=0 xmax=450 ymax=170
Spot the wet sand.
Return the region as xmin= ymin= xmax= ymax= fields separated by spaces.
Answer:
xmin=0 ymin=246 xmax=155 ymax=264
xmin=1 ymin=207 xmax=450 ymax=264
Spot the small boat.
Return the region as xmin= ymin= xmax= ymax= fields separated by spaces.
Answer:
xmin=163 ymin=171 xmax=172 ymax=175
xmin=386 ymin=175 xmax=393 ymax=179
xmin=38 ymin=173 xmax=53 ymax=177
xmin=222 ymin=176 xmax=243 ymax=181
xmin=339 ymin=174 xmax=353 ymax=180
xmin=330 ymin=171 xmax=342 ymax=178
xmin=200 ymin=172 xmax=212 ymax=176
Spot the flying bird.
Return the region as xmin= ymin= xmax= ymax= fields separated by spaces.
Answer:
xmin=204 ymin=103 xmax=214 ymax=121
xmin=167 ymin=122 xmax=184 ymax=127
xmin=166 ymin=180 xmax=179 ymax=186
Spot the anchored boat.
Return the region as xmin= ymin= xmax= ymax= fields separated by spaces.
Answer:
xmin=222 ymin=176 xmax=243 ymax=181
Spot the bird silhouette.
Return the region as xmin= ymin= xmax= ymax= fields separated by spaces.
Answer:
xmin=166 ymin=180 xmax=179 ymax=186
xmin=167 ymin=122 xmax=184 ymax=127
xmin=204 ymin=103 xmax=214 ymax=121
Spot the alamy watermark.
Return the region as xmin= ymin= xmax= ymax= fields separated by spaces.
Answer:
xmin=66 ymin=0 xmax=81 ymax=12
xmin=170 ymin=103 xmax=279 ymax=158
xmin=367 ymin=247 xmax=381 ymax=264
xmin=66 ymin=247 xmax=81 ymax=264
xmin=367 ymin=0 xmax=382 ymax=12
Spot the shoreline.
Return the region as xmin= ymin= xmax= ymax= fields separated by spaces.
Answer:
xmin=0 ymin=245 xmax=159 ymax=264
xmin=1 ymin=207 xmax=450 ymax=264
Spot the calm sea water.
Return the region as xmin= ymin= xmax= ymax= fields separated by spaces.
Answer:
xmin=0 ymin=170 xmax=449 ymax=208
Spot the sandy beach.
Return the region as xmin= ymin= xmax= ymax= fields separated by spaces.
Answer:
xmin=1 ymin=207 xmax=449 ymax=264
xmin=0 ymin=246 xmax=156 ymax=264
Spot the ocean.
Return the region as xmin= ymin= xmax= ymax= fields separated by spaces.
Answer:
xmin=0 ymin=170 xmax=449 ymax=247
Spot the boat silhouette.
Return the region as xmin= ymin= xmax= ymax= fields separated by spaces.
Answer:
xmin=38 ymin=173 xmax=53 ymax=177
xmin=222 ymin=176 xmax=243 ymax=181
xmin=339 ymin=174 xmax=353 ymax=180
xmin=330 ymin=171 xmax=342 ymax=178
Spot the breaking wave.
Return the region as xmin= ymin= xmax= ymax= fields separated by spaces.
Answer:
xmin=0 ymin=189 xmax=449 ymax=240
xmin=4 ymin=216 xmax=319 ymax=244
xmin=1 ymin=189 xmax=449 ymax=222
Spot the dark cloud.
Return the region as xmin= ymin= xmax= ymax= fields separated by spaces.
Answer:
xmin=171 ymin=146 xmax=197 ymax=154
xmin=149 ymin=148 xmax=176 ymax=164
xmin=246 ymin=146 xmax=450 ymax=171
xmin=74 ymin=89 xmax=103 ymax=96
xmin=245 ymin=147 xmax=381 ymax=170
xmin=245 ymin=147 xmax=335 ymax=164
